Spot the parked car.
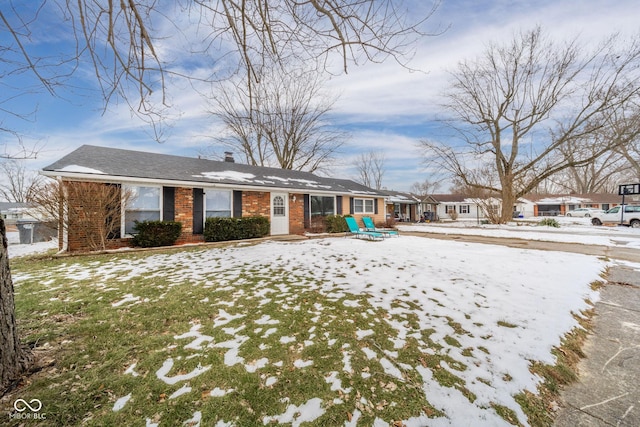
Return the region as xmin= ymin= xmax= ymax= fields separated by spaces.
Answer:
xmin=591 ymin=205 xmax=640 ymax=227
xmin=565 ymin=207 xmax=603 ymax=217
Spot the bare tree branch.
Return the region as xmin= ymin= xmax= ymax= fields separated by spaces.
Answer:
xmin=0 ymin=159 xmax=43 ymax=202
xmin=355 ymin=150 xmax=386 ymax=189
xmin=421 ymin=28 xmax=640 ymax=223
xmin=206 ymin=65 xmax=346 ymax=172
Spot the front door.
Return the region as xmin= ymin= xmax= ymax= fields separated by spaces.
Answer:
xmin=270 ymin=193 xmax=289 ymax=235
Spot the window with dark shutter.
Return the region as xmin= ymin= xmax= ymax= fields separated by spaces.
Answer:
xmin=163 ymin=187 xmax=175 ymax=221
xmin=193 ymin=188 xmax=204 ymax=234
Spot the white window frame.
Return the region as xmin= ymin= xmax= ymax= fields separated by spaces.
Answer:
xmin=123 ymin=184 xmax=162 ymax=236
xmin=459 ymin=205 xmax=470 ymax=214
xmin=354 ymin=198 xmax=375 ymax=214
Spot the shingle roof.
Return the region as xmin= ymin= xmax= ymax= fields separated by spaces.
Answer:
xmin=42 ymin=145 xmax=383 ymax=196
xmin=430 ymin=194 xmax=475 ymax=203
xmin=522 ymin=193 xmax=622 ymax=204
xmin=377 ymin=190 xmax=419 ymax=204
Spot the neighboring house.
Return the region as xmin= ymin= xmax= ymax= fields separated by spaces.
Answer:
xmin=429 ymin=194 xmax=493 ymax=221
xmin=0 ymin=202 xmax=47 ymax=223
xmin=41 ymin=145 xmax=387 ymax=252
xmin=0 ymin=202 xmax=30 ymax=223
xmin=522 ymin=193 xmax=625 ymax=216
xmin=379 ymin=190 xmax=419 ymax=222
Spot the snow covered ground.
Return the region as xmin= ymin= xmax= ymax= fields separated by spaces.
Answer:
xmin=6 ymin=231 xmax=58 ymax=258
xmin=7 ymin=219 xmax=640 ymax=424
xmin=398 ymin=217 xmax=640 ymax=249
xmin=95 ymin=238 xmax=609 ymax=425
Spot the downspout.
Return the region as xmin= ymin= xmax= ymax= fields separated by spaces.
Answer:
xmin=57 ymin=177 xmax=68 ymax=253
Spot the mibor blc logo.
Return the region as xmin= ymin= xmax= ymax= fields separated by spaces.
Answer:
xmin=10 ymin=398 xmax=46 ymax=421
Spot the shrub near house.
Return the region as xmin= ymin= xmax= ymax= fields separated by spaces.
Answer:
xmin=204 ymin=217 xmax=270 ymax=242
xmin=131 ymin=220 xmax=182 ymax=248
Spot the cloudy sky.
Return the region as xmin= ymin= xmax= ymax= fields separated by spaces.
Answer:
xmin=1 ymin=0 xmax=638 ymax=192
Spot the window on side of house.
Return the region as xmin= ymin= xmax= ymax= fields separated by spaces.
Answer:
xmin=205 ymin=190 xmax=232 ymax=218
xmin=354 ymin=198 xmax=375 ymax=214
xmin=459 ymin=205 xmax=470 ymax=214
xmin=310 ymin=195 xmax=335 ymax=218
xmin=445 ymin=205 xmax=455 ymax=214
xmin=124 ymin=185 xmax=161 ymax=234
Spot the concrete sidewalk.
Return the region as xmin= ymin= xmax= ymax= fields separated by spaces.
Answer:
xmin=554 ymin=264 xmax=640 ymax=427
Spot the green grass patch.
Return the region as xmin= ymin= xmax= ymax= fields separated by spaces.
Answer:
xmin=497 ymin=320 xmax=518 ymax=328
xmin=5 ymin=246 xmax=470 ymax=426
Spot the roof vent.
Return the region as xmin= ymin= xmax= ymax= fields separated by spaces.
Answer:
xmin=224 ymin=152 xmax=235 ymax=163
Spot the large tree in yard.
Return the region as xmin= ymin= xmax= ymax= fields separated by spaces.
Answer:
xmin=0 ymin=217 xmax=33 ymax=391
xmin=0 ymin=0 xmax=437 ymax=390
xmin=421 ymin=28 xmax=640 ymax=223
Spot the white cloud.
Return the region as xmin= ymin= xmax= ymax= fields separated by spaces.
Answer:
xmin=10 ymin=0 xmax=640 ymax=192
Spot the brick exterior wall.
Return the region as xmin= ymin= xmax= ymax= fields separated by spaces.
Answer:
xmin=65 ymin=181 xmax=130 ymax=252
xmin=243 ymin=191 xmax=271 ymax=217
xmin=174 ymin=187 xmax=204 ymax=244
xmin=289 ymin=193 xmax=305 ymax=235
xmin=63 ymin=182 xmax=379 ymax=250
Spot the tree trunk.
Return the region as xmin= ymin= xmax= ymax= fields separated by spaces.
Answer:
xmin=0 ymin=217 xmax=32 ymax=391
xmin=500 ymin=189 xmax=516 ymax=224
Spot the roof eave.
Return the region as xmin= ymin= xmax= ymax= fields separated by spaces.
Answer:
xmin=40 ymin=170 xmax=383 ymax=197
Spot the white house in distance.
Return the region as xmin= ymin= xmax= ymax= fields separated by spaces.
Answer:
xmin=429 ymin=194 xmax=496 ymax=221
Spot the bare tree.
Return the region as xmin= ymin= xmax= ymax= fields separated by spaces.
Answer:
xmin=421 ymin=28 xmax=640 ymax=223
xmin=208 ymin=67 xmax=347 ymax=172
xmin=355 ymin=150 xmax=386 ymax=189
xmin=0 ymin=160 xmax=43 ymax=202
xmin=550 ymin=138 xmax=632 ymax=193
xmin=1 ymin=1 xmax=438 ymax=136
xmin=410 ymin=178 xmax=441 ymax=196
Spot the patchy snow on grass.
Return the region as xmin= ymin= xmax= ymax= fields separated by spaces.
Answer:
xmin=156 ymin=358 xmax=211 ymax=385
xmin=111 ymin=293 xmax=140 ymax=307
xmin=124 ymin=363 xmax=140 ymax=377
xmin=16 ymin=234 xmax=618 ymax=426
xmin=169 ymin=385 xmax=192 ymax=399
xmin=112 ymin=393 xmax=131 ymax=412
xmin=262 ymin=397 xmax=325 ymax=426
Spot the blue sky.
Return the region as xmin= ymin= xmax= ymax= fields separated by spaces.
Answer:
xmin=1 ymin=0 xmax=638 ymax=192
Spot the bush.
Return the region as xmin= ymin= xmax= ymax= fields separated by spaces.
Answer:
xmin=325 ymin=215 xmax=350 ymax=233
xmin=309 ymin=216 xmax=326 ymax=233
xmin=204 ymin=216 xmax=270 ymax=242
xmin=537 ymin=218 xmax=560 ymax=228
xmin=131 ymin=220 xmax=182 ymax=247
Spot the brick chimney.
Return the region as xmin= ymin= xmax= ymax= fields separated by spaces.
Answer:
xmin=224 ymin=152 xmax=235 ymax=163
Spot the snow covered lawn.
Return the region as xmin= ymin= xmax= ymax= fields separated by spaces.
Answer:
xmin=9 ymin=236 xmax=612 ymax=426
xmin=398 ymin=217 xmax=640 ymax=248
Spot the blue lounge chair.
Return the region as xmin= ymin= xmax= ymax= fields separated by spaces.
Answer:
xmin=344 ymin=216 xmax=383 ymax=241
xmin=362 ymin=216 xmax=399 ymax=237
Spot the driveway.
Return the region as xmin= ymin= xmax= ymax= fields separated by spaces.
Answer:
xmin=401 ymin=230 xmax=640 ymax=263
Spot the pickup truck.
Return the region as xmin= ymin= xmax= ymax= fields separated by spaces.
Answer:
xmin=591 ymin=205 xmax=640 ymax=228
